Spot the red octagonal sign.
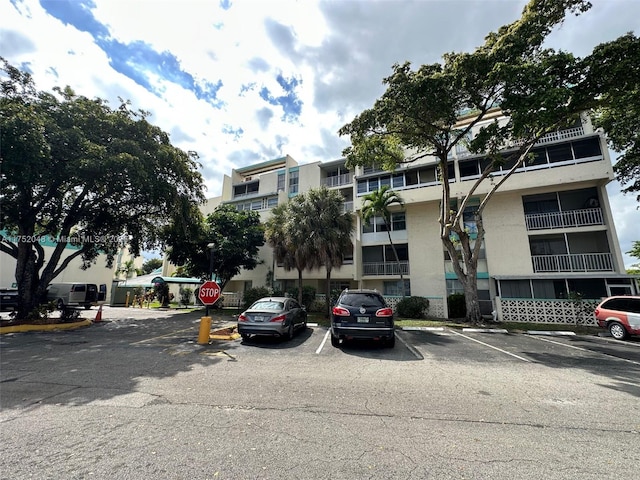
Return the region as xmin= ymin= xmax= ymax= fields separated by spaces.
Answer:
xmin=198 ymin=280 xmax=221 ymax=306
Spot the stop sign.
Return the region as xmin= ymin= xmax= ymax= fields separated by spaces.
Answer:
xmin=198 ymin=280 xmax=221 ymax=305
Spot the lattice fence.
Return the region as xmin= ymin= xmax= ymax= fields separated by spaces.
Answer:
xmin=497 ymin=297 xmax=599 ymax=325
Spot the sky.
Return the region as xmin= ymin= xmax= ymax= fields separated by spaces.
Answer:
xmin=1 ymin=0 xmax=638 ymax=267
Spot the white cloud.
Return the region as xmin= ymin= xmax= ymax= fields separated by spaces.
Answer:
xmin=1 ymin=0 xmax=638 ymax=264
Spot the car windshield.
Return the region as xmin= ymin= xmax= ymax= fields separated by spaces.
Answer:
xmin=340 ymin=293 xmax=384 ymax=308
xmin=250 ymin=301 xmax=284 ymax=311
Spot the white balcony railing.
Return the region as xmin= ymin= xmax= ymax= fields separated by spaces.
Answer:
xmin=455 ymin=126 xmax=586 ymax=158
xmin=532 ymin=253 xmax=614 ymax=273
xmin=362 ymin=261 xmax=410 ymax=276
xmin=525 ymin=208 xmax=604 ymax=230
xmin=343 ymin=201 xmax=354 ymax=213
xmin=322 ymin=173 xmax=354 ymax=188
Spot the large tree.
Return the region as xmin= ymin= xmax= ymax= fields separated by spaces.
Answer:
xmin=361 ymin=186 xmax=406 ymax=297
xmin=584 ymin=33 xmax=640 ymax=202
xmin=0 ymin=59 xmax=204 ymax=319
xmin=301 ymin=187 xmax=354 ymax=316
xmin=264 ymin=201 xmax=315 ymax=305
xmin=339 ymin=0 xmax=636 ymax=324
xmin=163 ymin=203 xmax=265 ymax=289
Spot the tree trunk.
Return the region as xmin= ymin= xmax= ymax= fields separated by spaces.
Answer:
xmin=297 ymin=268 xmax=303 ymax=305
xmin=324 ymin=266 xmax=332 ymax=318
xmin=14 ymin=241 xmax=41 ymax=319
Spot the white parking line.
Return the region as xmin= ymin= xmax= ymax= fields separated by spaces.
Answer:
xmin=395 ymin=332 xmax=423 ymax=360
xmin=531 ymin=336 xmax=640 ymax=366
xmin=448 ymin=329 xmax=532 ymax=362
xmin=316 ymin=329 xmax=330 ymax=354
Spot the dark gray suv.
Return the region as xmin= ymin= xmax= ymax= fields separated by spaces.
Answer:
xmin=330 ymin=289 xmax=395 ymax=348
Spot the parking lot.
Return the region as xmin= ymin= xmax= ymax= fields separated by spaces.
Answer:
xmin=2 ymin=308 xmax=639 ymax=479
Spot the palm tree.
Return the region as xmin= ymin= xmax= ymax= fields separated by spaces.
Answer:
xmin=264 ymin=201 xmax=316 ymax=305
xmin=302 ymin=187 xmax=354 ymax=316
xmin=362 ymin=185 xmax=406 ymax=297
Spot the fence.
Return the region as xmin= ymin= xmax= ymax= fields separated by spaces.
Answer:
xmin=496 ymin=297 xmax=598 ymax=325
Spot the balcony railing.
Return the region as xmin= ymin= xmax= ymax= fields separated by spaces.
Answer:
xmin=525 ymin=208 xmax=604 ymax=230
xmin=343 ymin=201 xmax=354 ymax=213
xmin=322 ymin=173 xmax=354 ymax=188
xmin=454 ymin=126 xmax=586 ymax=158
xmin=362 ymin=261 xmax=410 ymax=276
xmin=532 ymin=253 xmax=614 ymax=273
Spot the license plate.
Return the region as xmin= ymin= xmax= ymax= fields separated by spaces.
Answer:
xmin=357 ymin=317 xmax=369 ymax=323
xmin=254 ymin=316 xmax=264 ymax=322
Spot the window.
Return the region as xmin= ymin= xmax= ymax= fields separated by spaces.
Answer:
xmin=572 ymin=138 xmax=601 ymax=159
xmin=362 ymin=213 xmax=407 ymax=233
xmin=384 ymin=280 xmax=411 ymax=296
xmin=267 ymin=197 xmax=278 ymax=208
xmin=459 ymin=159 xmax=480 ymax=178
xmin=233 ymin=181 xmax=259 ymax=197
xmin=547 ymin=144 xmax=573 ymax=163
xmin=357 ymin=180 xmax=368 ymax=194
xmin=277 ymin=171 xmax=285 ymax=191
xmin=392 ymin=173 xmax=404 ymax=188
xmin=289 ymin=170 xmax=299 ymax=195
xmin=391 ymin=212 xmax=406 ymax=231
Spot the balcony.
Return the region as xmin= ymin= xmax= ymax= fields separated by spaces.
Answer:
xmin=525 ymin=208 xmax=604 ymax=230
xmin=532 ymin=253 xmax=614 ymax=273
xmin=362 ymin=261 xmax=410 ymax=276
xmin=322 ymin=173 xmax=353 ymax=188
xmin=454 ymin=126 xmax=586 ymax=158
xmin=342 ymin=201 xmax=354 ymax=213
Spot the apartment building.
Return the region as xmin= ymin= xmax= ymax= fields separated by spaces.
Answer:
xmin=204 ymin=111 xmax=636 ymax=321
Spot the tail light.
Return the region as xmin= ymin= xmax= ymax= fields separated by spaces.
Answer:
xmin=594 ymin=308 xmax=600 ymax=316
xmin=270 ymin=314 xmax=286 ymax=322
xmin=238 ymin=314 xmax=249 ymax=322
xmin=376 ymin=308 xmax=393 ymax=317
xmin=332 ymin=306 xmax=350 ymax=316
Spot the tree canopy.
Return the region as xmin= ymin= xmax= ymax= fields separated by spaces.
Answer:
xmin=163 ymin=203 xmax=265 ymax=288
xmin=0 ymin=58 xmax=205 ymax=318
xmin=338 ymin=0 xmax=638 ymax=323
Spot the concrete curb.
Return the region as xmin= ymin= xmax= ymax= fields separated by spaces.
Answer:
xmin=462 ymin=328 xmax=509 ymax=334
xmin=526 ymin=330 xmax=576 ymax=336
xmin=401 ymin=326 xmax=445 ymax=332
xmin=0 ymin=319 xmax=92 ymax=334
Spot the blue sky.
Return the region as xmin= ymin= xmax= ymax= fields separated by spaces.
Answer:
xmin=1 ymin=0 xmax=638 ymax=266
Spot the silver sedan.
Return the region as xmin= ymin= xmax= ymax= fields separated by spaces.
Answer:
xmin=237 ymin=297 xmax=307 ymax=340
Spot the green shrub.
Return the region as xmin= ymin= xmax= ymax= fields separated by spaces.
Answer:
xmin=242 ymin=286 xmax=271 ymax=310
xmin=286 ymin=285 xmax=316 ymax=309
xmin=179 ymin=287 xmax=193 ymax=307
xmin=447 ymin=293 xmax=466 ymax=319
xmin=396 ymin=296 xmax=430 ymax=319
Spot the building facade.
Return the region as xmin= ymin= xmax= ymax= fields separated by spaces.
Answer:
xmin=204 ymin=111 xmax=636 ymax=321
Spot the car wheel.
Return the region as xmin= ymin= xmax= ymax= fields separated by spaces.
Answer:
xmin=608 ymin=322 xmax=628 ymax=340
xmin=330 ymin=333 xmax=340 ymax=347
xmin=84 ymin=305 xmax=91 ymax=310
xmin=386 ymin=334 xmax=396 ymax=348
xmin=240 ymin=333 xmax=250 ymax=340
xmin=286 ymin=323 xmax=294 ymax=340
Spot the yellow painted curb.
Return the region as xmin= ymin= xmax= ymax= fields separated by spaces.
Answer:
xmin=209 ymin=333 xmax=241 ymax=341
xmin=0 ymin=319 xmax=92 ymax=334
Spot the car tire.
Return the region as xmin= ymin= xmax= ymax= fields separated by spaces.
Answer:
xmin=386 ymin=334 xmax=396 ymax=348
xmin=286 ymin=323 xmax=294 ymax=340
xmin=608 ymin=322 xmax=628 ymax=340
xmin=330 ymin=333 xmax=340 ymax=347
xmin=240 ymin=333 xmax=250 ymax=340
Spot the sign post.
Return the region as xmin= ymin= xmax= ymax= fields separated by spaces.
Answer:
xmin=197 ymin=280 xmax=221 ymax=344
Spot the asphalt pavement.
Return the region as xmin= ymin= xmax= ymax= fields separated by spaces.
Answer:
xmin=1 ymin=307 xmax=639 ymax=479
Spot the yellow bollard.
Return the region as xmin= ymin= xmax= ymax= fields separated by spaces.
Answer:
xmin=198 ymin=316 xmax=212 ymax=344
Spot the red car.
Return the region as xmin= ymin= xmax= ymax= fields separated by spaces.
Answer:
xmin=594 ymin=296 xmax=640 ymax=340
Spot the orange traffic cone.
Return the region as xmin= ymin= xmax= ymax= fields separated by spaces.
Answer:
xmin=94 ymin=304 xmax=103 ymax=323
